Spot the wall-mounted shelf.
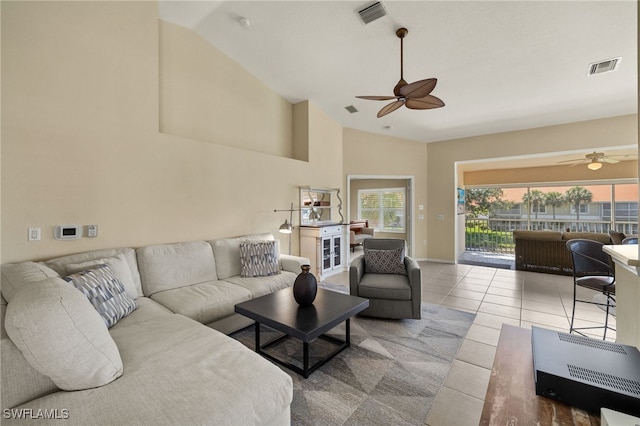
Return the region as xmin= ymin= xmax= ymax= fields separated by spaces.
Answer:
xmin=299 ymin=187 xmax=343 ymax=226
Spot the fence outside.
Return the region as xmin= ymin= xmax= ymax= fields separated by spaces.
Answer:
xmin=465 ymin=218 xmax=638 ymax=254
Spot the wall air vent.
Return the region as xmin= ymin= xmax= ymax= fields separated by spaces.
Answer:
xmin=357 ymin=2 xmax=388 ymax=25
xmin=588 ymin=57 xmax=622 ymax=75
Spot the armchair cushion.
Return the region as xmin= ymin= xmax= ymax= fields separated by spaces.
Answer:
xmin=357 ymin=274 xmax=411 ymax=300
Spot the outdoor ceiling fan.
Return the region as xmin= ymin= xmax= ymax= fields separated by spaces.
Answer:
xmin=356 ymin=27 xmax=444 ymax=118
xmin=557 ymin=151 xmax=634 ymax=170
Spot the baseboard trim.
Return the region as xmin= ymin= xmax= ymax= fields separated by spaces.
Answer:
xmin=423 ymin=258 xmax=455 ymax=264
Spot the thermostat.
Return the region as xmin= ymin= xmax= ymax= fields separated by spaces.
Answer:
xmin=54 ymin=225 xmax=82 ymax=240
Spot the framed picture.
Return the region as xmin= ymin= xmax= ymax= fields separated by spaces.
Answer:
xmin=457 ymin=188 xmax=465 ymax=215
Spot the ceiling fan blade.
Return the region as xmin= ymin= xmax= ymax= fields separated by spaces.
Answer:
xmin=405 ymin=95 xmax=445 ymax=110
xmin=356 ymin=95 xmax=398 ymax=101
xmin=399 ymin=78 xmax=437 ymax=99
xmin=377 ymin=100 xmax=405 ymax=118
xmin=602 ymin=158 xmax=620 ymax=164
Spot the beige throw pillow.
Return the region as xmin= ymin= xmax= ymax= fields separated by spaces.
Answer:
xmin=4 ymin=277 xmax=123 ymax=391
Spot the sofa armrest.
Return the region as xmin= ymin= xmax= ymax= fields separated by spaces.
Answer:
xmin=279 ymin=254 xmax=310 ymax=274
xmin=349 ymin=256 xmax=365 ymax=295
xmin=361 ymin=228 xmax=375 ymax=236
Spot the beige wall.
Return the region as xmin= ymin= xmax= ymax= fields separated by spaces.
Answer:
xmin=159 ymin=20 xmax=295 ymax=159
xmin=343 ymin=128 xmax=428 ymax=258
xmin=427 ymin=114 xmax=638 ymax=262
xmin=1 ymin=1 xmax=341 ymax=263
xmin=2 ymin=1 xmax=637 ymax=268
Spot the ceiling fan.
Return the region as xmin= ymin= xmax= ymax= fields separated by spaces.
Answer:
xmin=356 ymin=27 xmax=444 ymax=118
xmin=557 ymin=151 xmax=633 ymax=170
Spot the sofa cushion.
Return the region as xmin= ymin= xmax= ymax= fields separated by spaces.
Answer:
xmin=9 ymin=314 xmax=292 ymax=426
xmin=137 ymin=241 xmax=217 ymax=296
xmin=4 ymin=277 xmax=123 ymax=391
xmin=239 ymin=240 xmax=280 ymax=277
xmin=563 ymin=232 xmax=611 ymax=244
xmin=1 ymin=302 xmax=58 ymax=409
xmin=224 ymin=271 xmax=297 ymax=298
xmin=65 ymin=253 xmax=138 ymax=299
xmin=210 ymin=233 xmax=277 ymax=280
xmin=109 ymin=297 xmax=173 ymax=330
xmin=45 ymin=247 xmax=143 ymax=297
xmin=364 ymin=247 xmax=407 ymax=275
xmin=64 ymin=265 xmax=138 ymax=328
xmin=0 ymin=262 xmax=59 ymax=303
xmin=513 ymin=230 xmax=563 ymax=241
xmin=150 ymin=280 xmax=252 ymax=325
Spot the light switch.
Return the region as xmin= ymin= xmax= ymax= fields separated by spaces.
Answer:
xmin=437 ymin=214 xmax=445 ymax=221
xmin=418 ymin=205 xmax=424 ymax=210
xmin=87 ymin=225 xmax=98 ymax=238
xmin=419 ymin=214 xmax=424 ymax=220
xmin=28 ymin=227 xmax=41 ymax=241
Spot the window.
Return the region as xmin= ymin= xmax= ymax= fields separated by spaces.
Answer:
xmin=570 ymin=204 xmax=589 ymax=214
xmin=358 ymin=188 xmax=406 ymax=232
xmin=531 ymin=205 xmax=546 ymax=214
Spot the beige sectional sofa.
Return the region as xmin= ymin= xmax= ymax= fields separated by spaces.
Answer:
xmin=1 ymin=233 xmax=308 ymax=425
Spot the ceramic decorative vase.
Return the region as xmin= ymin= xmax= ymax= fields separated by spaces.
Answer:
xmin=293 ymin=265 xmax=317 ymax=306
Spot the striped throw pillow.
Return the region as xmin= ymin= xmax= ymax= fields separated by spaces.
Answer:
xmin=64 ymin=264 xmax=138 ymax=328
xmin=239 ymin=241 xmax=280 ymax=278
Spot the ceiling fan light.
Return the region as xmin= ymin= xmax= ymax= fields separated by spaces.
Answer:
xmin=588 ymin=161 xmax=602 ymax=170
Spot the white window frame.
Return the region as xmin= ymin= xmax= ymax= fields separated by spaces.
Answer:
xmin=570 ymin=204 xmax=589 ymax=214
xmin=531 ymin=204 xmax=547 ymax=214
xmin=357 ymin=188 xmax=406 ymax=233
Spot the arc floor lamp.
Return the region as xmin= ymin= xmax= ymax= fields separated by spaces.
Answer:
xmin=274 ymin=202 xmax=297 ymax=255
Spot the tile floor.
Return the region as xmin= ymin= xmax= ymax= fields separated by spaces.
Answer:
xmin=324 ymin=259 xmax=616 ymax=426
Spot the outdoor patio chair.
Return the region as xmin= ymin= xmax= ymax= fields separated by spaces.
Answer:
xmin=565 ymin=239 xmax=616 ymax=340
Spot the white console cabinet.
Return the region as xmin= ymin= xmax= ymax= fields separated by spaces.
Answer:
xmin=299 ymin=224 xmax=344 ymax=280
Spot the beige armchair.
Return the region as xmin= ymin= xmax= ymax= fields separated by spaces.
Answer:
xmin=349 ymin=238 xmax=421 ymax=319
xmin=349 ymin=220 xmax=375 ymax=252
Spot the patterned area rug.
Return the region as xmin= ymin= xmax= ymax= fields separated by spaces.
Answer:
xmin=231 ymin=284 xmax=475 ymax=425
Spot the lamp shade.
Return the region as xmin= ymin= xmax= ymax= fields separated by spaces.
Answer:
xmin=588 ymin=161 xmax=602 ymax=170
xmin=279 ymin=219 xmax=293 ymax=234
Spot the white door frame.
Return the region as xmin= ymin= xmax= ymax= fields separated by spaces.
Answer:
xmin=346 ymin=174 xmax=415 ymax=257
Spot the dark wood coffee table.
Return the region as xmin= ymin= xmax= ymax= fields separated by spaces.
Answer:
xmin=235 ymin=288 xmax=369 ymax=378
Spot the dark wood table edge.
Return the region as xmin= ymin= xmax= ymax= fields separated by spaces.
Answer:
xmin=479 ymin=324 xmax=599 ymax=425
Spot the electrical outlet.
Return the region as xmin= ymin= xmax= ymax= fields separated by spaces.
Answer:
xmin=28 ymin=227 xmax=41 ymax=241
xmin=437 ymin=214 xmax=445 ymax=221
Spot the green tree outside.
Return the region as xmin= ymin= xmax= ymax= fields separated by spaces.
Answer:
xmin=544 ymin=191 xmax=565 ymax=220
xmin=522 ymin=190 xmax=546 ymax=219
xmin=564 ymin=186 xmax=593 ymax=221
xmin=465 ymin=188 xmax=510 ymax=218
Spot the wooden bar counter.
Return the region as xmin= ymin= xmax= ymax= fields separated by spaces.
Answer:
xmin=480 ymin=325 xmax=599 ymax=425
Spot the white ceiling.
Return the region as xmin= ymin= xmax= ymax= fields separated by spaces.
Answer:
xmin=158 ymin=1 xmax=637 ymax=151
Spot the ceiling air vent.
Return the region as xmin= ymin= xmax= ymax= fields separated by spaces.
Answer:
xmin=357 ymin=2 xmax=388 ymax=25
xmin=588 ymin=57 xmax=622 ymax=76
xmin=345 ymin=105 xmax=358 ymax=113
